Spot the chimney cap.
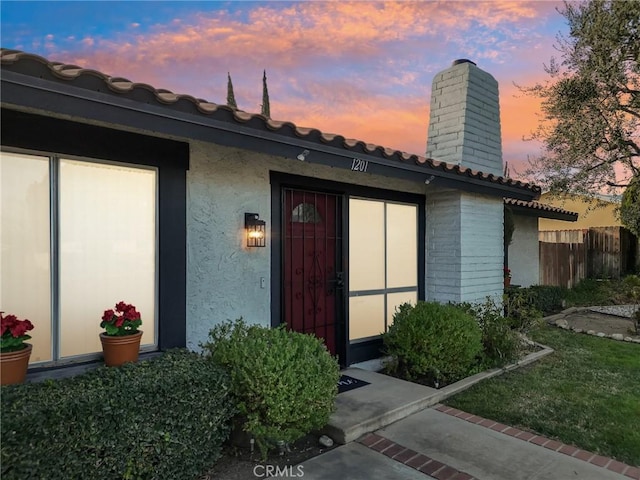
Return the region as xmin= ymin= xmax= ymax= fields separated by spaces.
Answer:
xmin=452 ymin=58 xmax=477 ymax=66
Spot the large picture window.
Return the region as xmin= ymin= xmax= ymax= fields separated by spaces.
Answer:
xmin=0 ymin=151 xmax=157 ymax=364
xmin=348 ymin=198 xmax=418 ymax=342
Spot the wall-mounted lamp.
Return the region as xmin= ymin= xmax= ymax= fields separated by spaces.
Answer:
xmin=245 ymin=213 xmax=266 ymax=247
xmin=424 ymin=175 xmax=435 ymax=185
xmin=296 ymin=149 xmax=310 ymax=161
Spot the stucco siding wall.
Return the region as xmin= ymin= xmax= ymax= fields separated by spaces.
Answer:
xmin=186 ymin=139 xmax=425 ymax=350
xmin=510 ymin=215 xmax=539 ymax=287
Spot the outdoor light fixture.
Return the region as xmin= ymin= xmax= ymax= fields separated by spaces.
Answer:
xmin=424 ymin=175 xmax=435 ymax=185
xmin=245 ymin=213 xmax=266 ymax=247
xmin=296 ymin=149 xmax=310 ymax=161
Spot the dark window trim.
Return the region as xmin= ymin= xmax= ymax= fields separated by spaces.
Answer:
xmin=270 ymin=172 xmax=426 ymax=365
xmin=1 ymin=109 xmax=188 ymax=356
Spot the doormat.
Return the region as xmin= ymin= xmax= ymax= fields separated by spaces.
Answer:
xmin=337 ymin=375 xmax=370 ymax=394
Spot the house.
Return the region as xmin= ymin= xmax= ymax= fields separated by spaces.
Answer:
xmin=505 ymin=199 xmax=578 ymax=287
xmin=538 ymin=193 xmax=621 ymax=231
xmin=1 ymin=50 xmax=543 ymax=369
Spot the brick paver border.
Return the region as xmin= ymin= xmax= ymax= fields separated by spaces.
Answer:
xmin=434 ymin=404 xmax=640 ymax=480
xmin=357 ymin=432 xmax=478 ymax=480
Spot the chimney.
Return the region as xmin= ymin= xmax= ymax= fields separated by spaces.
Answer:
xmin=426 ymin=59 xmax=503 ymax=176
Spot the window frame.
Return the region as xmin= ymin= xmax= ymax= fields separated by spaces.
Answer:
xmin=1 ymin=109 xmax=189 ymax=367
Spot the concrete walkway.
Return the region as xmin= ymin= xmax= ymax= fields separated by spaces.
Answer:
xmin=303 ymin=367 xmax=639 ymax=480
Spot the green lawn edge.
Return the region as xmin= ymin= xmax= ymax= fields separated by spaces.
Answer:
xmin=444 ymin=326 xmax=640 ymax=466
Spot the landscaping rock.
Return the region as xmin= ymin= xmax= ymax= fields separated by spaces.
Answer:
xmin=588 ymin=305 xmax=637 ymax=318
xmin=545 ymin=314 xmax=566 ymax=324
xmin=562 ymin=307 xmax=580 ymax=315
xmin=587 ymin=330 xmax=596 ymax=335
xmin=596 ymin=332 xmax=606 ymax=338
xmin=319 ymin=435 xmax=334 ymax=448
xmin=555 ymin=319 xmax=569 ymax=329
xmin=573 ymin=328 xmax=583 ymax=334
xmin=611 ymin=333 xmax=624 ymax=341
xmin=624 ymin=337 xmax=633 ymax=342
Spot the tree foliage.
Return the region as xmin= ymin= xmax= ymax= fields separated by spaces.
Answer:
xmin=226 ymin=72 xmax=238 ymax=110
xmin=261 ymin=69 xmax=271 ymax=118
xmin=620 ymin=174 xmax=640 ymax=235
xmin=523 ymin=0 xmax=640 ymax=203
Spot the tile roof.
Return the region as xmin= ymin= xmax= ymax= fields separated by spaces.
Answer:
xmin=0 ymin=49 xmax=542 ymax=196
xmin=505 ymin=198 xmax=578 ymax=221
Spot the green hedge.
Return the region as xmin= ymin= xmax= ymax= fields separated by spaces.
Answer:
xmin=202 ymin=319 xmax=340 ymax=459
xmin=382 ymin=302 xmax=482 ymax=386
xmin=1 ymin=350 xmax=234 ymax=480
xmin=458 ymin=299 xmax=522 ymax=368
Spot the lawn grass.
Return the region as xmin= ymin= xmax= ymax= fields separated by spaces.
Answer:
xmin=444 ymin=325 xmax=640 ymax=466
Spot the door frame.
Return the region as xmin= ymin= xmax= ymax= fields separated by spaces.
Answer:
xmin=270 ymin=172 xmax=425 ymax=366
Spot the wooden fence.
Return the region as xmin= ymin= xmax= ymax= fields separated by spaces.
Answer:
xmin=539 ymin=227 xmax=638 ymax=287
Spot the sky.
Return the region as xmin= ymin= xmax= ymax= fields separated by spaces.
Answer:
xmin=0 ymin=1 xmax=572 ymax=180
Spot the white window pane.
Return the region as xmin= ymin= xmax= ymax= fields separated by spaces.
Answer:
xmin=349 ymin=294 xmax=385 ymax=341
xmin=386 ymin=203 xmax=418 ymax=289
xmin=59 ymin=160 xmax=156 ymax=358
xmin=0 ymin=152 xmax=52 ymax=363
xmin=349 ymin=199 xmax=385 ymax=291
xmin=387 ymin=291 xmax=418 ymax=327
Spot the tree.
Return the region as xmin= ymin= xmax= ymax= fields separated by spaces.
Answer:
xmin=620 ymin=175 xmax=640 ymax=236
xmin=261 ymin=70 xmax=271 ymax=118
xmin=226 ymin=72 xmax=238 ymax=110
xmin=523 ymin=0 xmax=639 ymax=204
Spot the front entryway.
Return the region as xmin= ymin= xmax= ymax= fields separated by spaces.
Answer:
xmin=282 ymin=188 xmax=344 ymax=358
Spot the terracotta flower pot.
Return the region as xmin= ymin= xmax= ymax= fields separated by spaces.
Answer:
xmin=100 ymin=331 xmax=143 ymax=367
xmin=504 ymin=277 xmax=511 ymax=288
xmin=0 ymin=343 xmax=32 ymax=385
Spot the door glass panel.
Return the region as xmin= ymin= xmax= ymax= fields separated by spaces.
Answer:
xmin=349 ymin=199 xmax=385 ymax=291
xmin=59 ymin=160 xmax=156 ymax=358
xmin=349 ymin=294 xmax=385 ymax=340
xmin=291 ymin=203 xmax=322 ymax=223
xmin=0 ymin=152 xmax=52 ymax=363
xmin=387 ymin=203 xmax=418 ymax=288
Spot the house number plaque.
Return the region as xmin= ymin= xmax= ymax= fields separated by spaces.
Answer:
xmin=350 ymin=158 xmax=369 ymax=172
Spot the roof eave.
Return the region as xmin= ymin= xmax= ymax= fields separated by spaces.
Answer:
xmin=1 ymin=68 xmax=539 ymax=201
xmin=508 ymin=203 xmax=579 ymax=221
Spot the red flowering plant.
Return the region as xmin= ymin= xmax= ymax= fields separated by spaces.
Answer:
xmin=100 ymin=301 xmax=142 ymax=336
xmin=0 ymin=312 xmax=34 ymax=353
xmin=504 ymin=267 xmax=512 ymax=279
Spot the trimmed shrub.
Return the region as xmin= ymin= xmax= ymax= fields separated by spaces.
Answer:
xmin=459 ymin=299 xmax=522 ymax=368
xmin=564 ymin=278 xmax=615 ymax=306
xmin=1 ymin=350 xmax=234 ymax=480
xmin=504 ymin=289 xmax=544 ymax=332
xmin=202 ymin=319 xmax=340 ymax=458
xmin=382 ymin=302 xmax=482 ymax=386
xmin=527 ymin=285 xmax=567 ymax=314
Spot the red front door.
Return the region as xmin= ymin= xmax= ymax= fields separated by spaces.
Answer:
xmin=283 ymin=189 xmax=342 ymax=357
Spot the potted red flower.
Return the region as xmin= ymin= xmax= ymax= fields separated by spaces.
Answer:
xmin=99 ymin=301 xmax=143 ymax=367
xmin=1 ymin=312 xmax=35 ymax=385
xmin=504 ymin=267 xmax=512 ymax=288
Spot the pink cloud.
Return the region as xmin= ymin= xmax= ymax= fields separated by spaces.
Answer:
xmin=29 ymin=0 xmax=566 ymax=179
